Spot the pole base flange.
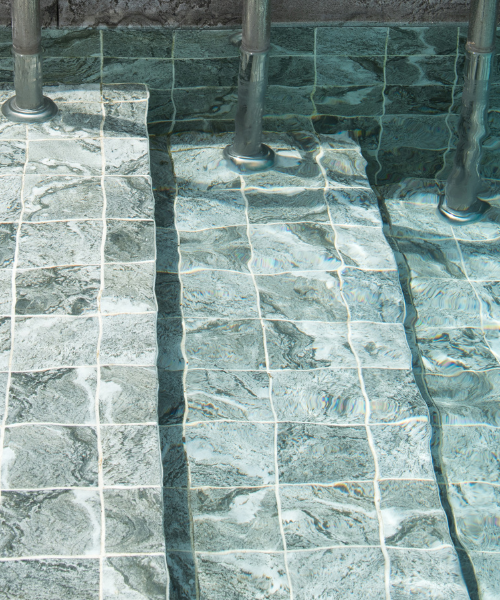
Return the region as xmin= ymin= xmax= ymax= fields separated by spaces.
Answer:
xmin=438 ymin=195 xmax=490 ymax=224
xmin=223 ymin=144 xmax=275 ymax=173
xmin=2 ymin=95 xmax=58 ymax=123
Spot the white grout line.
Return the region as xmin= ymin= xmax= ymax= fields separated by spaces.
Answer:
xmin=240 ymin=176 xmax=295 ymax=600
xmin=0 ymin=125 xmax=29 ymax=501
xmin=374 ymin=29 xmax=390 ymax=188
xmin=96 ymin=83 xmax=107 ymax=600
xmin=317 ymin=141 xmax=392 ymax=600
xmin=0 ymin=552 xmax=167 ymax=562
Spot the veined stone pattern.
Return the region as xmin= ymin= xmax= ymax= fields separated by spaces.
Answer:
xmin=384 ymin=192 xmax=500 ymax=600
xmin=161 ymin=131 xmax=470 ymax=599
xmin=0 ymin=85 xmax=168 ymax=599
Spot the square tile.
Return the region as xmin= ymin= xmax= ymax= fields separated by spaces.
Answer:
xmin=104 ymin=488 xmax=164 ymax=554
xmin=0 ymin=490 xmax=101 ymax=557
xmin=388 ymin=547 xmax=469 ymax=599
xmin=385 ymin=199 xmax=452 ymax=241
xmin=100 ymin=365 xmax=157 ymax=424
xmin=335 ymin=226 xmax=396 ymax=269
xmin=416 ymin=326 xmax=498 ymax=375
xmin=316 ymin=27 xmax=388 ymax=56
xmin=191 ymin=487 xmax=282 ymax=552
xmin=2 ymin=425 xmax=98 ymax=488
xmin=100 ymin=313 xmax=156 ymax=366
xmin=17 ymin=221 xmax=102 ymax=269
xmin=15 ymin=265 xmax=101 ymax=316
xmin=181 ymin=270 xmax=258 ymax=319
xmin=179 ymin=226 xmax=251 ymax=273
xmin=326 ymin=187 xmax=381 ymax=226
xmin=7 ymin=367 xmax=97 ymax=425
xmin=26 ymin=139 xmax=101 ymax=176
xmin=184 ymin=318 xmax=266 ymax=371
xmin=101 ymin=424 xmax=161 ymax=486
xmin=0 ymin=223 xmax=17 ymax=268
xmin=103 ymin=101 xmax=148 ymax=138
xmin=197 ymin=552 xmax=290 ymax=600
xmin=316 ymin=56 xmax=385 ymax=87
xmin=28 ymin=103 xmax=102 ymax=140
xmin=379 ymin=480 xmax=451 ymax=548
xmin=0 ymin=558 xmax=100 ymax=600
xmin=371 ymin=421 xmax=434 ymax=479
xmin=43 ymin=57 xmax=101 ymax=86
xmin=175 ymin=190 xmax=246 ymax=231
xmin=104 ymin=220 xmax=154 ymax=263
xmin=104 ymin=138 xmax=149 ymax=175
xmin=288 ymin=547 xmax=386 ymax=600
xmin=183 ymin=421 xmax=275 ymax=487
xmin=102 ymin=262 xmax=156 ymax=313
xmin=280 ymin=483 xmax=379 ymax=548
xmin=0 ymin=141 xmax=25 ymax=175
xmin=104 ymin=176 xmax=154 ymax=220
xmin=272 ymin=367 xmax=364 ymax=424
xmin=269 ymin=27 xmax=315 ymax=56
xmin=250 ymin=223 xmax=342 ymax=274
xmin=185 ymin=369 xmax=273 ymax=423
xmin=265 ymin=85 xmax=315 ymax=117
xmin=265 ymin=320 xmax=356 ymax=370
xmin=246 ymin=188 xmax=328 ymax=224
xmin=459 ymin=240 xmax=500 ymax=281
xmin=342 ymin=268 xmax=405 ymax=324
xmin=22 ymin=176 xmax=103 ymax=222
xmin=103 ymin=555 xmax=168 ymax=600
xmin=277 ymin=423 xmax=374 ymax=483
xmin=0 ymin=176 xmax=22 ymax=222
xmin=12 ymin=316 xmax=98 ymax=371
xmin=395 ymin=238 xmax=466 ymax=280
xmin=363 ymin=369 xmax=429 ymax=423
xmin=350 ymin=322 xmax=411 ymax=369
xmin=256 ymin=271 xmax=347 ymax=322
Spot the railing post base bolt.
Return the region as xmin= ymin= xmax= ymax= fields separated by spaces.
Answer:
xmin=2 ymin=95 xmax=58 ymax=124
xmin=223 ymin=143 xmax=275 ymax=173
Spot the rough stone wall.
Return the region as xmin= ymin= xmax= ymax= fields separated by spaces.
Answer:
xmin=0 ymin=0 xmax=472 ymax=28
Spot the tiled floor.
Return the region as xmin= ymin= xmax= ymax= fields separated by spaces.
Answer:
xmin=0 ymin=86 xmax=168 ymax=598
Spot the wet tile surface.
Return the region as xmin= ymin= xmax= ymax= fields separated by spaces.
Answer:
xmin=0 ymin=84 xmax=166 ymax=597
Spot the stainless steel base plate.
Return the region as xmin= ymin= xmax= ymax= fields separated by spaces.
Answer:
xmin=2 ymin=95 xmax=58 ymax=123
xmin=438 ymin=195 xmax=490 ymax=224
xmin=223 ymin=144 xmax=275 ymax=173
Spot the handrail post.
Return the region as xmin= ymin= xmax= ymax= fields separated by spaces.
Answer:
xmin=438 ymin=0 xmax=500 ymax=223
xmin=224 ymin=0 xmax=275 ymax=172
xmin=1 ymin=0 xmax=58 ymax=123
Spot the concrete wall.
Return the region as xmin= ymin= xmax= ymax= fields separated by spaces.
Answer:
xmin=0 ymin=0 xmax=472 ymax=28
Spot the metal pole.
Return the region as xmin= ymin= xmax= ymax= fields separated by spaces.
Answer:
xmin=224 ymin=0 xmax=275 ymax=172
xmin=2 ymin=0 xmax=58 ymax=123
xmin=439 ymin=0 xmax=499 ymax=223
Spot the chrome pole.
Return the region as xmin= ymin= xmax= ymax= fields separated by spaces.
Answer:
xmin=439 ymin=0 xmax=499 ymax=223
xmin=2 ymin=0 xmax=58 ymax=123
xmin=224 ymin=0 xmax=275 ymax=172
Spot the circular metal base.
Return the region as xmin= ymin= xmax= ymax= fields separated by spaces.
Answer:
xmin=438 ymin=195 xmax=490 ymax=224
xmin=2 ymin=95 xmax=58 ymax=123
xmin=223 ymin=144 xmax=275 ymax=173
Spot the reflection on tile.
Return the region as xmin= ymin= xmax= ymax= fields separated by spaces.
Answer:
xmin=12 ymin=316 xmax=98 ymax=371
xmin=102 ymin=262 xmax=156 ymax=314
xmin=247 ymin=188 xmax=328 ymax=224
xmin=100 ymin=313 xmax=156 ymax=366
xmin=105 ymin=219 xmax=155 ymax=263
xmin=280 ymin=483 xmax=379 ymax=548
xmin=182 ymin=270 xmax=258 ymax=318
xmin=104 ymin=488 xmax=164 ymax=554
xmin=320 ymin=149 xmax=371 ymax=188
xmin=100 ymin=365 xmax=158 ymax=424
xmin=158 ymin=369 xmax=184 ymax=426
xmin=175 ymin=190 xmax=246 ymax=231
xmin=0 ymin=558 xmax=100 ymax=600
xmin=185 ymin=422 xmax=275 ymax=487
xmin=278 ymin=423 xmax=374 ymax=483
xmin=350 ymin=322 xmax=411 ymax=369
xmin=265 ymin=320 xmax=356 ymax=370
xmin=386 ymin=56 xmax=457 ymax=86
xmin=191 ymin=487 xmax=282 ymax=551
xmin=316 ymin=56 xmax=384 ymax=87
xmin=335 ymin=226 xmax=396 ymax=269
xmin=102 ymin=58 xmax=173 ymax=89
xmin=314 ymin=85 xmax=384 ymax=117
xmin=197 ymin=551 xmax=290 ymax=600
xmin=469 ymin=551 xmax=500 ymax=600
xmin=395 ymin=238 xmax=465 ymax=279
xmin=157 ymin=318 xmax=184 ymax=371
xmin=184 ymin=318 xmax=265 ymax=371
xmin=26 ymin=139 xmax=101 ymax=176
xmin=256 ymin=271 xmax=347 ymax=322
xmin=15 ymin=265 xmax=101 ymax=316
xmin=316 ymin=27 xmax=388 ymax=56
xmin=104 ymin=101 xmax=148 ymax=138
xmin=250 ymin=223 xmax=341 ymax=274
xmin=288 ymin=547 xmax=386 ymax=600
xmin=7 ymin=367 xmax=96 ymax=425
xmin=104 ymin=176 xmax=154 ymax=220
xmin=272 ymin=368 xmax=365 ymax=424
xmin=371 ymin=421 xmax=434 ymax=479
xmin=174 ymin=29 xmax=239 ymax=59
xmin=104 ymin=138 xmax=149 ymax=175
xmin=327 ymin=187 xmax=381 ymax=226
xmin=385 ymin=199 xmax=452 ymax=240
xmin=2 ymin=425 xmax=98 ymax=489
xmin=28 ymin=103 xmax=102 ymax=139
xmin=0 ymin=489 xmax=100 ymax=557
xmin=387 ymin=26 xmax=459 ymax=56
xmin=379 ymin=480 xmax=451 ymax=548
xmin=103 ymin=555 xmax=168 ymax=600
xmin=459 ymin=240 xmax=500 ymax=281
xmin=384 ymin=84 xmax=453 ymax=115
xmin=388 ymin=548 xmax=469 ymax=599
xmin=185 ymin=369 xmax=273 ymax=423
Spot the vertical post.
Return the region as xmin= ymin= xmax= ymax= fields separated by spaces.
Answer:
xmin=224 ymin=0 xmax=275 ymax=172
xmin=1 ymin=0 xmax=58 ymax=123
xmin=438 ymin=0 xmax=499 ymax=223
